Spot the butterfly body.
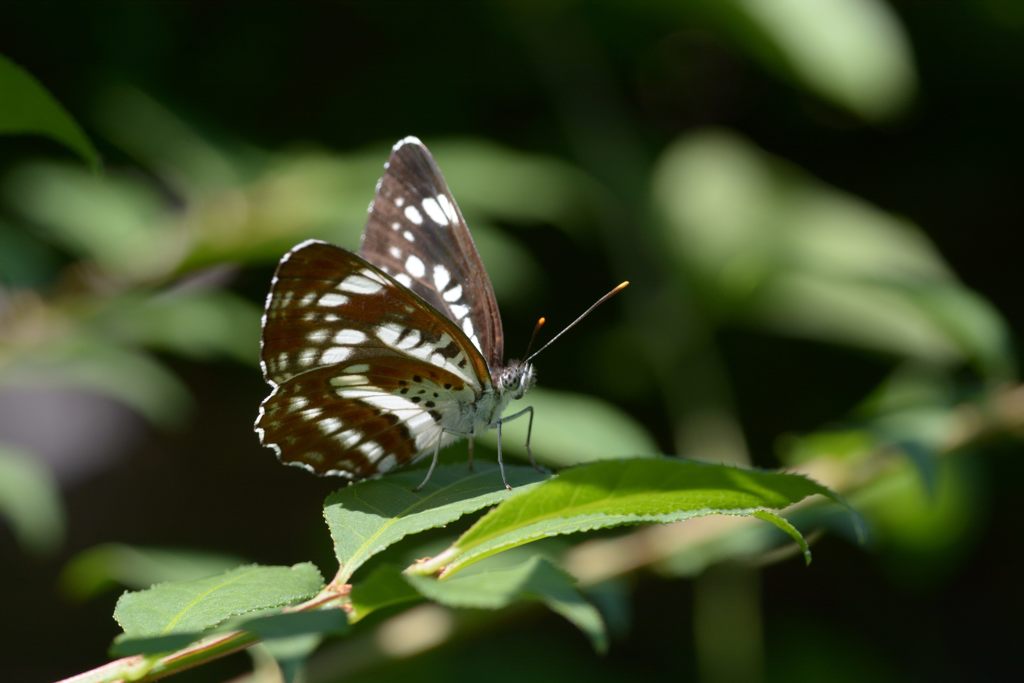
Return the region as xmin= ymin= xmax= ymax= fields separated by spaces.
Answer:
xmin=255 ymin=137 xmax=536 ymax=485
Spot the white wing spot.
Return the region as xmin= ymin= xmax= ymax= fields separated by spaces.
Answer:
xmin=397 ymin=329 xmax=421 ymax=350
xmin=319 ymin=417 xmax=343 ymax=435
xmin=405 ymin=255 xmax=426 ymax=278
xmin=450 ymin=304 xmax=469 ymax=319
xmin=403 ymin=230 xmax=416 ymax=242
xmin=443 ymin=284 xmax=463 ymax=302
xmin=338 ymin=429 xmax=362 ymax=448
xmin=331 ymin=374 xmax=368 ymax=388
xmin=438 ymin=194 xmax=458 ymax=224
xmin=404 ymin=205 xmax=423 ymax=225
xmin=334 ymin=329 xmax=368 ymax=344
xmin=289 ymin=396 xmax=309 ymax=412
xmin=433 ymin=265 xmax=451 ymax=291
xmin=338 ymin=274 xmax=383 ymax=295
xmin=319 ymin=293 xmax=350 ymax=307
xmin=462 ymin=317 xmax=475 ymax=338
xmin=344 ymin=363 xmax=370 ymax=374
xmin=301 ymin=407 xmax=323 ymax=421
xmin=388 ymin=246 xmax=402 ymax=259
xmin=422 ymin=197 xmax=448 ymax=225
xmin=322 ymin=347 xmax=353 ymax=364
xmin=300 ymin=293 xmax=316 ymax=307
xmin=299 ymin=349 xmax=318 ymax=366
xmin=358 ymin=441 xmax=384 ymax=462
xmin=391 ymin=222 xmax=401 ymax=231
xmin=376 ymin=322 xmax=404 ymax=346
xmin=395 ymin=273 xmax=413 ymax=287
xmin=324 ymin=313 xmax=340 ymax=322
xmin=308 ymin=329 xmax=329 ymax=343
xmin=395 ymin=196 xmax=406 ymax=207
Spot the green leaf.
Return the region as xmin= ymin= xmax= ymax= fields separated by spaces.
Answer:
xmin=348 ymin=564 xmax=423 ymax=623
xmin=60 ymin=544 xmax=245 ymax=601
xmin=411 ymin=459 xmax=842 ymax=577
xmin=653 ymin=130 xmax=1015 ymax=379
xmin=479 ymin=387 xmax=659 ymax=467
xmin=724 ymin=0 xmax=915 ymax=121
xmin=407 ymin=554 xmax=607 ymax=653
xmin=0 ymin=443 xmax=64 ymax=555
xmin=0 ymin=336 xmax=192 ymax=428
xmin=93 ymin=290 xmax=261 ymax=364
xmin=113 ymin=563 xmax=324 ymax=638
xmin=4 ymin=162 xmax=179 ymax=280
xmin=324 ymin=463 xmax=549 ymax=584
xmin=0 ymin=54 xmax=100 ymax=169
xmin=430 ymin=139 xmax=599 ymax=231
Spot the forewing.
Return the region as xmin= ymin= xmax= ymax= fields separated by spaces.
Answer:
xmin=359 ymin=136 xmax=504 ymax=368
xmin=260 ymin=239 xmax=489 ymax=388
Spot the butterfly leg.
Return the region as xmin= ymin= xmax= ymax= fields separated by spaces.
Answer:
xmin=495 ymin=420 xmax=512 ymax=491
xmin=413 ymin=433 xmax=444 ymax=492
xmin=498 ymin=406 xmax=545 ymax=473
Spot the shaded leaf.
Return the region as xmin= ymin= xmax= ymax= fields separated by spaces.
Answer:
xmin=0 ymin=336 xmax=192 ymax=428
xmin=113 ymin=563 xmax=324 ymax=638
xmin=411 ymin=459 xmax=843 ymax=577
xmin=60 ymin=544 xmax=245 ymax=601
xmin=407 ymin=555 xmax=607 ymax=652
xmin=0 ymin=55 xmax=100 ymax=168
xmin=111 ymin=609 xmax=346 ymax=657
xmin=348 ymin=563 xmax=422 ymax=623
xmin=324 ymin=463 xmax=548 ymax=584
xmin=0 ymin=443 xmax=64 ymax=555
xmin=480 ymin=387 xmax=659 ymax=467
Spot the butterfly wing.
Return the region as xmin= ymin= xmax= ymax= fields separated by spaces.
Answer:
xmin=359 ymin=136 xmax=504 ymax=369
xmin=257 ymin=240 xmax=489 ymax=477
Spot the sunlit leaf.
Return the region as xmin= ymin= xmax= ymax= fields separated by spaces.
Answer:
xmin=654 ymin=130 xmax=1015 ymax=379
xmin=4 ymin=162 xmax=182 ymax=280
xmin=407 ymin=554 xmax=608 ymax=652
xmin=0 ymin=54 xmax=100 ymax=168
xmin=113 ymin=563 xmax=324 ymax=638
xmin=0 ymin=443 xmax=64 ymax=555
xmin=726 ymin=0 xmax=916 ymax=120
xmin=92 ymin=290 xmax=261 ymax=364
xmin=411 ymin=459 xmax=840 ymax=577
xmin=430 ymin=139 xmax=600 ymax=231
xmin=60 ymin=543 xmax=246 ymax=601
xmin=324 ymin=463 xmax=549 ymax=585
xmin=480 ymin=387 xmax=658 ymax=466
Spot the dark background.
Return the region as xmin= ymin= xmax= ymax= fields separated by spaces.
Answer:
xmin=1 ymin=2 xmax=1021 ymax=681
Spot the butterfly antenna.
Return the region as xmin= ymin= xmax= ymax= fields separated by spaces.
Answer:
xmin=524 ymin=316 xmax=547 ymax=358
xmin=525 ymin=281 xmax=629 ymax=363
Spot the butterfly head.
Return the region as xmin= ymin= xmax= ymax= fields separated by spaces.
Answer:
xmin=496 ymin=360 xmax=536 ymax=401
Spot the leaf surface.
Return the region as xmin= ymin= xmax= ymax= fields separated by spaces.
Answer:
xmin=113 ymin=563 xmax=324 ymax=638
xmin=324 ymin=463 xmax=548 ymax=584
xmin=411 ymin=459 xmax=842 ymax=576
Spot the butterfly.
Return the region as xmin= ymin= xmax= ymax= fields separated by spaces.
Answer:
xmin=255 ymin=136 xmax=626 ymax=490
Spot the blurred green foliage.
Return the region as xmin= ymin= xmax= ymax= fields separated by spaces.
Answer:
xmin=1 ymin=1 xmax=1021 ymax=681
